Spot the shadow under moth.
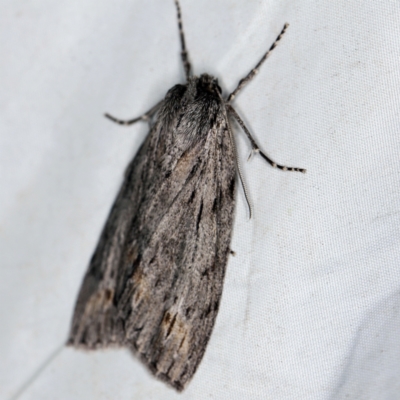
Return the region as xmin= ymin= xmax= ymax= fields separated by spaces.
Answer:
xmin=68 ymin=0 xmax=305 ymax=392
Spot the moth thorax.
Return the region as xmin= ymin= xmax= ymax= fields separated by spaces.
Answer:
xmin=197 ymin=74 xmax=222 ymax=95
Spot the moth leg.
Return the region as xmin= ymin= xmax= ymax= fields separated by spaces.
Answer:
xmin=227 ymin=105 xmax=306 ymax=173
xmin=174 ymin=0 xmax=192 ymax=81
xmin=104 ymin=100 xmax=163 ymax=126
xmin=225 ymin=111 xmax=254 ymax=218
xmin=227 ymin=24 xmax=289 ymax=103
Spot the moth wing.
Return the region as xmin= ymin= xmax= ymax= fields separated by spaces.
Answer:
xmin=68 ymin=122 xmax=161 ymax=347
xmin=120 ymin=115 xmax=236 ymax=390
xmin=68 ymin=85 xmax=187 ymax=347
xmin=69 ymin=90 xmax=236 ymax=390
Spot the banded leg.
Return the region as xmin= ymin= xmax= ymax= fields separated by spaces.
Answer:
xmin=227 ymin=23 xmax=289 ymax=103
xmin=227 ymin=105 xmax=306 ymax=173
xmin=174 ymin=0 xmax=192 ymax=81
xmin=104 ymin=100 xmax=163 ymax=126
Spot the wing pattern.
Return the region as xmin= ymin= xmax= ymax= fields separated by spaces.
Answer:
xmin=68 ymin=76 xmax=236 ymax=390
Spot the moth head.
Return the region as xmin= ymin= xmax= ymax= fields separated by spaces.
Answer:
xmin=197 ymin=73 xmax=222 ymax=95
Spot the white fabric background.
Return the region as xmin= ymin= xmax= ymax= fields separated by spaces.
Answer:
xmin=2 ymin=0 xmax=400 ymax=399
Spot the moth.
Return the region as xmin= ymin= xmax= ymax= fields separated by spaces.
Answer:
xmin=68 ymin=0 xmax=305 ymax=391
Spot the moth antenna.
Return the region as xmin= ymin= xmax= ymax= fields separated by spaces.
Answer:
xmin=227 ymin=23 xmax=289 ymax=103
xmin=226 ymin=115 xmax=253 ymax=219
xmin=174 ymin=0 xmax=192 ymax=81
xmin=227 ymin=105 xmax=306 ymax=173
